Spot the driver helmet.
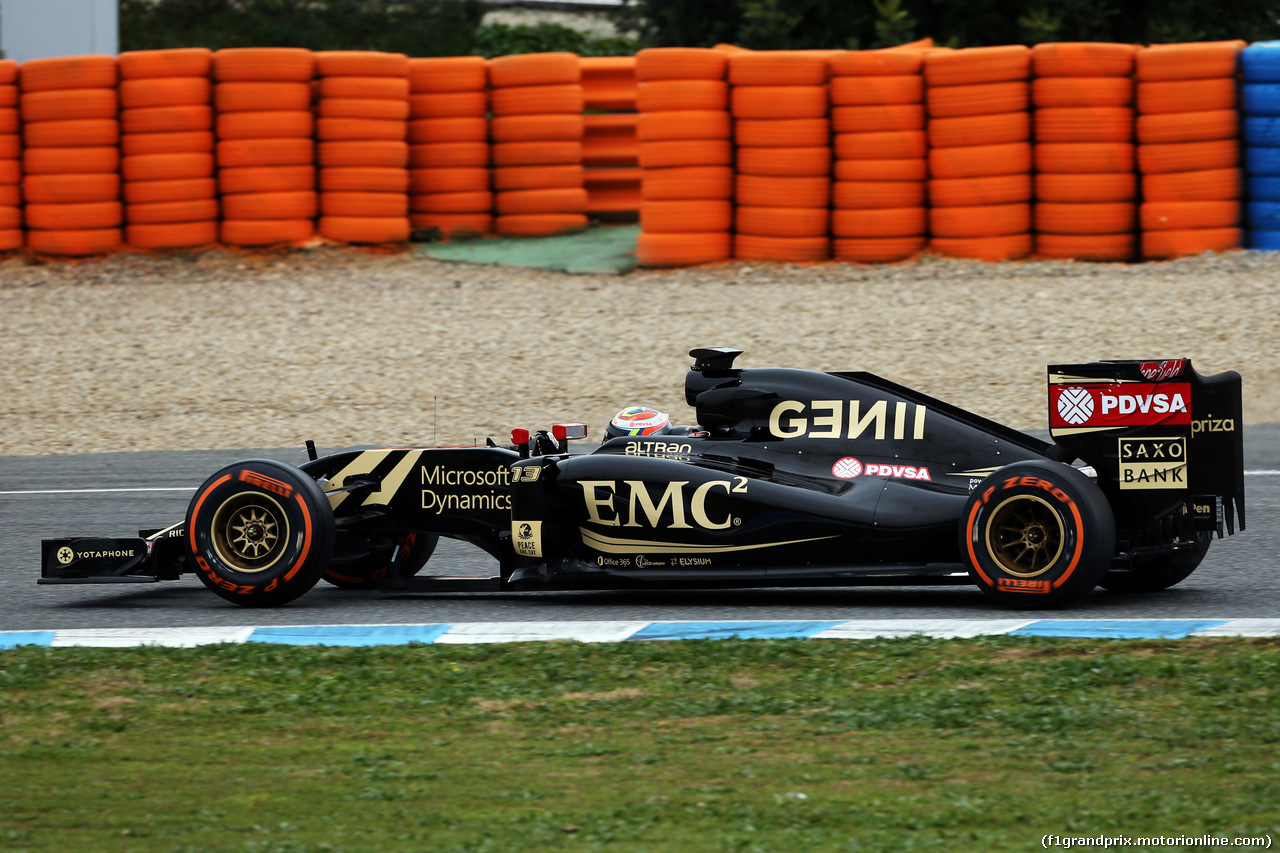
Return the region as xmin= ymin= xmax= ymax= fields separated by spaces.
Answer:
xmin=606 ymin=406 xmax=672 ymax=439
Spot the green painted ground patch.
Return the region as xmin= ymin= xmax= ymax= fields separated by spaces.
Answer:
xmin=415 ymin=225 xmax=641 ymax=275
xmin=2 ymin=637 xmax=1277 ymax=852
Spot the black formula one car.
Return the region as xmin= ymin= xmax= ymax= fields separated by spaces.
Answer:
xmin=41 ymin=348 xmax=1245 ymax=609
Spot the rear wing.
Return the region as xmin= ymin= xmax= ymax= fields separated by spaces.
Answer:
xmin=1047 ymin=359 xmax=1244 ymax=536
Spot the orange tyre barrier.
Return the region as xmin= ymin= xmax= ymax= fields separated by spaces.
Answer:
xmin=322 ymin=167 xmax=410 ymax=193
xmin=490 ymin=114 xmax=582 ymax=142
xmin=1140 ymin=200 xmax=1240 ymax=231
xmin=635 ymin=231 xmax=732 ymax=267
xmin=217 ymin=110 xmax=313 ymax=139
xmin=641 ymin=199 xmax=732 ymax=232
xmin=644 ymin=165 xmax=733 ymax=200
xmin=926 ymin=81 xmax=1027 ymax=118
xmin=580 ymin=56 xmax=636 ymax=112
xmin=408 ymin=57 xmax=487 ymax=93
xmin=930 ymin=202 xmax=1030 ymax=238
xmin=1035 ymin=142 xmax=1134 ymax=173
xmin=1035 ymin=172 xmax=1135 ymax=203
xmin=736 ymin=146 xmax=830 ymax=176
xmin=584 ymin=168 xmax=642 ymax=215
xmin=488 ymin=52 xmax=579 ymax=88
xmin=928 ymin=142 xmax=1031 ymax=178
xmin=835 ymin=130 xmax=926 ymax=160
xmin=1035 ymin=232 xmax=1136 ymax=261
xmin=411 ymin=191 xmax=493 ymax=213
xmin=731 ymin=85 xmax=828 ymax=119
xmin=213 ymin=47 xmax=316 ymax=247
xmin=1141 ymin=227 xmax=1241 ymax=259
xmin=833 ymin=235 xmax=927 ymax=263
xmin=20 ymin=55 xmax=117 ymax=93
xmin=409 ymin=167 xmax=490 ymax=194
xmin=833 ymin=180 xmax=926 ymax=209
xmin=220 ymin=218 xmax=314 ymax=246
xmin=829 ymin=75 xmax=923 ymax=106
xmin=213 ymin=81 xmax=310 ymax=112
xmin=23 ymin=118 xmax=119 ymax=147
xmin=1136 ymin=41 xmax=1245 ymax=81
xmin=1034 ymin=107 xmax=1134 ymax=143
xmin=25 ymin=173 xmax=120 ymax=204
xmin=493 ymin=213 xmax=587 ymax=237
xmin=835 ymin=158 xmax=927 ymax=181
xmin=636 ymin=110 xmax=731 ymax=140
xmin=927 ymin=112 xmax=1028 ymax=147
xmin=26 ymin=228 xmax=121 ymax=256
xmin=831 ymin=103 xmax=925 ymax=132
xmin=925 ymin=45 xmax=1029 ymax=86
xmin=120 ymin=77 xmax=210 ymax=108
xmin=314 ymin=53 xmax=411 ymax=245
xmin=125 ymin=198 xmax=219 ymax=224
xmin=125 ymin=177 xmax=216 ymax=204
xmin=23 ymin=146 xmax=119 ymax=174
xmin=1142 ymin=167 xmax=1240 ymax=202
xmin=635 ymin=48 xmax=728 ymax=81
xmin=492 ymin=165 xmax=584 ymax=191
xmin=1030 ymin=42 xmax=1137 ymax=78
xmin=121 ymin=105 xmax=212 ymax=134
xmin=640 ymin=139 xmax=732 ymax=168
xmin=219 ymin=166 xmax=314 ymax=194
xmin=637 ymin=79 xmax=728 ymax=112
xmin=735 ymin=205 xmax=829 ymax=238
xmin=728 ymin=51 xmax=828 ymax=86
xmin=409 ymin=213 xmax=492 ymax=239
xmin=488 ymin=53 xmax=584 ymax=238
xmin=834 ymin=208 xmax=926 ymax=239
xmin=24 ymin=201 xmax=121 ymax=230
xmin=408 ymin=56 xmax=490 ymax=238
xmin=323 ymin=140 xmax=409 ymax=168
xmin=1032 ymin=77 xmax=1132 ymax=108
xmin=127 ymin=220 xmax=217 ymax=249
xmin=928 ymin=174 xmax=1031 ymax=206
xmin=21 ymin=88 xmax=117 ymax=122
xmin=931 ymin=232 xmax=1032 ymax=261
xmin=733 ymin=233 xmax=829 ymax=262
xmin=1137 ymin=78 xmax=1236 ymax=115
xmin=122 ymin=130 xmax=214 ymax=156
xmin=1035 ymin=201 xmax=1136 ymax=234
xmin=121 ymin=152 xmax=214 ymax=181
xmin=119 ymin=48 xmax=213 ymax=80
xmin=1136 ymin=110 xmax=1239 ymax=144
xmin=1138 ymin=140 xmax=1238 ymax=174
xmin=213 ymin=48 xmax=313 ymax=83
xmin=320 ymin=98 xmax=411 ymax=120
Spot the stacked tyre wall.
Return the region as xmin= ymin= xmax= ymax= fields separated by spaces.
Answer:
xmin=0 ymin=42 xmax=1272 ymax=264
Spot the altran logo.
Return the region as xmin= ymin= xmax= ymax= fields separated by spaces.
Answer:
xmin=1056 ymin=387 xmax=1094 ymax=425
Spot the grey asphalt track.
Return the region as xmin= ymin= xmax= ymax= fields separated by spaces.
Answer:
xmin=2 ymin=427 xmax=1276 ymax=631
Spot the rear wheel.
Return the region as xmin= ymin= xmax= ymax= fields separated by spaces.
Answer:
xmin=1099 ymin=532 xmax=1211 ymax=593
xmin=961 ymin=460 xmax=1115 ymax=608
xmin=324 ymin=531 xmax=438 ymax=589
xmin=186 ymin=460 xmax=335 ymax=607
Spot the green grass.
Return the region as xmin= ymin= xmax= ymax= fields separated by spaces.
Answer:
xmin=2 ymin=637 xmax=1278 ymax=852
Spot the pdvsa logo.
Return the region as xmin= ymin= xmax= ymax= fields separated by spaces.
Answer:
xmin=1051 ymin=383 xmax=1191 ymax=428
xmin=831 ymin=457 xmax=931 ymax=481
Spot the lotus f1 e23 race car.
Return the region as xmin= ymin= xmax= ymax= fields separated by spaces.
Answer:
xmin=41 ymin=348 xmax=1246 ymax=609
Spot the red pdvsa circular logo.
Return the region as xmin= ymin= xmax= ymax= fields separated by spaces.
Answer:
xmin=832 ymin=457 xmax=863 ymax=479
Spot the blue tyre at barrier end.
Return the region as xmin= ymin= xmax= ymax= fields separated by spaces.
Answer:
xmin=1242 ymin=84 xmax=1280 ymax=116
xmin=1246 ymin=200 xmax=1280 ymax=230
xmin=1247 ymin=175 xmax=1280 ymax=201
xmin=1246 ymin=229 xmax=1280 ymax=250
xmin=1241 ymin=42 xmax=1280 ymax=83
xmin=1245 ymin=145 xmax=1280 ymax=176
xmin=1243 ymin=116 xmax=1280 ymax=146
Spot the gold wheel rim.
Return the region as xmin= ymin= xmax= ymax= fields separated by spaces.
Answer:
xmin=210 ymin=492 xmax=288 ymax=573
xmin=985 ymin=494 xmax=1064 ymax=578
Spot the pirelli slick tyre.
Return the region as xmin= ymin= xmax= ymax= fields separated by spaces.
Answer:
xmin=186 ymin=460 xmax=335 ymax=607
xmin=961 ymin=460 xmax=1115 ymax=608
xmin=1099 ymin=532 xmax=1211 ymax=593
xmin=324 ymin=530 xmax=439 ymax=590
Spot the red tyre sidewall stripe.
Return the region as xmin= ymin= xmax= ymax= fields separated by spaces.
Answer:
xmin=965 ymin=498 xmax=995 ymax=587
xmin=1052 ymin=498 xmax=1085 ymax=590
xmin=284 ymin=491 xmax=313 ymax=583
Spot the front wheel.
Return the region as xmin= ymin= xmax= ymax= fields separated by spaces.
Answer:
xmin=961 ymin=460 xmax=1115 ymax=609
xmin=186 ymin=459 xmax=336 ymax=607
